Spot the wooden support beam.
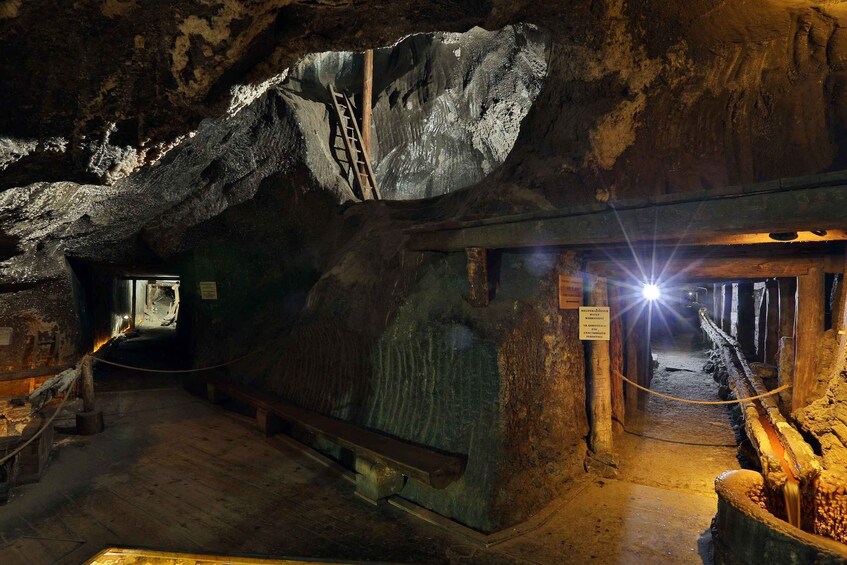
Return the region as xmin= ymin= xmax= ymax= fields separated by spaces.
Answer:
xmin=793 ymin=268 xmax=825 ymax=411
xmin=408 ymin=181 xmax=847 ymax=251
xmin=361 ymin=49 xmax=373 ymax=159
xmin=779 ymin=278 xmax=797 ymax=341
xmin=256 ymin=408 xmax=283 ymax=437
xmin=722 ymin=284 xmax=733 ymax=334
xmin=624 ymin=307 xmax=643 ymax=419
xmin=834 ymin=273 xmax=846 ymax=334
xmin=756 ymin=283 xmax=767 ymax=361
xmin=130 ymin=279 xmax=137 ymax=330
xmin=587 ymin=275 xmax=613 ymax=455
xmin=713 ymin=283 xmax=720 ymax=321
xmin=827 ymin=257 xmax=847 ymax=384
xmin=585 ymin=256 xmax=831 ymax=280
xmin=466 ymin=247 xmax=490 ymax=306
xmin=641 ymin=311 xmax=653 ymax=398
xmin=765 ymin=279 xmax=780 ymax=366
xmin=0 ymin=360 xmax=79 ymax=384
xmin=146 ymin=281 xmax=154 ymax=315
xmin=608 ymin=285 xmax=625 ymax=433
xmin=736 ymin=282 xmax=756 ymax=358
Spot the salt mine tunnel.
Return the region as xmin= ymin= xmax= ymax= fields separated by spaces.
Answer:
xmin=3 ymin=1 xmax=847 ymax=564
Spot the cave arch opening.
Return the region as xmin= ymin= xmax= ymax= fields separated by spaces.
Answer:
xmin=274 ymin=23 xmax=550 ymax=202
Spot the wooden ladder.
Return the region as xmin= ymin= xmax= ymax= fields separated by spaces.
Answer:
xmin=328 ymin=84 xmax=381 ymax=200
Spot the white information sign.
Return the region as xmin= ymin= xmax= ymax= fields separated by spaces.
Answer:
xmin=0 ymin=327 xmax=11 ymax=346
xmin=579 ymin=307 xmax=610 ymax=341
xmin=199 ymin=281 xmax=218 ymax=300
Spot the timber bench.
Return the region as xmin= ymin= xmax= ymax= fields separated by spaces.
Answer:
xmin=205 ymin=380 xmax=465 ymax=504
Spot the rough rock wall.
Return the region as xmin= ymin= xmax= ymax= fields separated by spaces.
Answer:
xmin=0 ymin=277 xmax=79 ymax=370
xmin=369 ymin=25 xmax=547 ymax=199
xmin=494 ymin=251 xmax=587 ymax=526
xmin=0 ymin=0 xmax=494 ymax=188
xmin=280 ymin=24 xmax=547 ymax=200
xmin=205 ymin=227 xmax=589 ymax=531
xmin=6 ymin=0 xmax=847 ymax=536
xmin=8 ymin=1 xmax=847 ymax=204
xmin=0 ymin=23 xmax=544 ymax=370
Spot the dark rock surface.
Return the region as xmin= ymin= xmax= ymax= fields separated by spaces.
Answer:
xmin=5 ymin=0 xmax=847 ymax=535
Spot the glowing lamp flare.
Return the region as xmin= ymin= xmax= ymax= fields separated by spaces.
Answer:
xmin=642 ymin=283 xmax=661 ymax=301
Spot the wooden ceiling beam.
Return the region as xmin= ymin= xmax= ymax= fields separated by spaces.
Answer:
xmin=407 ymin=183 xmax=847 ymax=252
xmin=584 ymin=255 xmax=839 ymax=281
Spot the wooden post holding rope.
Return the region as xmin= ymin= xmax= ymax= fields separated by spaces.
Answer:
xmin=608 ymin=285 xmax=625 ymax=433
xmin=76 ymin=356 xmax=104 ymax=435
xmin=586 ymin=275 xmax=614 ymax=456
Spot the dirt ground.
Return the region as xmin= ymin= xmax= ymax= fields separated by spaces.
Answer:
xmin=617 ymin=334 xmax=741 ymax=495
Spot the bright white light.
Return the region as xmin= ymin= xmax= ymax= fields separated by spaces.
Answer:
xmin=122 ymin=315 xmax=130 ymax=320
xmin=642 ymin=283 xmax=661 ymax=301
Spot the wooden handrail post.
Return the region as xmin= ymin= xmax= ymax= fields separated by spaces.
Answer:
xmin=586 ymin=274 xmax=613 ymax=455
xmin=608 ymin=284 xmax=625 ymax=433
xmin=81 ymin=356 xmax=95 ymax=413
xmin=77 ymin=356 xmax=104 ymax=435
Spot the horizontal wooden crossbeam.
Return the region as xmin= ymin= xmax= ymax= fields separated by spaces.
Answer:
xmin=407 ymin=178 xmax=847 ymax=251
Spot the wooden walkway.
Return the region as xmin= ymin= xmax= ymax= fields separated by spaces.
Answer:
xmin=0 ymin=388 xmax=488 ymax=565
xmin=0 ymin=386 xmax=726 ymax=565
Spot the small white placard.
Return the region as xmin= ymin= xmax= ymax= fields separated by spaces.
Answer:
xmin=579 ymin=307 xmax=610 ymax=341
xmin=0 ymin=327 xmax=11 ymax=346
xmin=199 ymin=281 xmax=218 ymax=300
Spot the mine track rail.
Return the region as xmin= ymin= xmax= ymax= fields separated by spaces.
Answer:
xmin=699 ymin=310 xmax=820 ymax=484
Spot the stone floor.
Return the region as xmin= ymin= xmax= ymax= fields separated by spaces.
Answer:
xmin=0 ymin=333 xmax=739 ymax=564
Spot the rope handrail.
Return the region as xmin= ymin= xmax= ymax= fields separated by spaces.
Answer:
xmin=0 ymin=368 xmax=81 ymax=466
xmin=90 ymin=350 xmax=255 ymax=373
xmin=613 ymin=369 xmax=790 ymax=405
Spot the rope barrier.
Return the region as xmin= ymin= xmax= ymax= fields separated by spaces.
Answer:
xmin=1 ymin=346 xmax=257 ymax=468
xmin=90 ymin=350 xmax=255 ymax=373
xmin=613 ymin=369 xmax=790 ymax=405
xmin=0 ymin=368 xmax=81 ymax=466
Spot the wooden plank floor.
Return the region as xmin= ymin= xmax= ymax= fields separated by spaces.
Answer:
xmin=0 ymin=385 xmax=728 ymax=565
xmin=0 ymin=389 xmax=515 ymax=565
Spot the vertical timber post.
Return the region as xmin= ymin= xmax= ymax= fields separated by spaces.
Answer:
xmin=765 ymin=279 xmax=780 ymax=366
xmin=779 ymin=278 xmax=797 ymax=341
xmin=640 ymin=308 xmax=653 ymax=404
xmin=608 ymin=284 xmax=625 ymax=433
xmin=362 ymin=49 xmax=373 ymax=159
xmin=712 ymin=283 xmax=720 ymax=320
xmin=829 ymin=257 xmax=847 ymax=381
xmin=466 ymin=247 xmax=490 ymax=306
xmin=586 ymin=274 xmax=616 ymax=476
xmin=130 ymin=278 xmax=137 ymax=330
xmin=146 ymin=281 xmax=154 ymax=315
xmin=76 ymin=357 xmax=104 ymax=435
xmin=833 ymin=273 xmax=846 ymax=335
xmin=624 ymin=302 xmax=642 ymax=419
xmin=756 ymin=282 xmax=766 ymax=361
xmin=794 ymin=267 xmax=825 ymax=412
xmin=736 ymin=281 xmax=756 ymax=358
xmin=777 ymin=277 xmax=797 ymax=410
xmin=722 ymin=284 xmax=733 ymax=334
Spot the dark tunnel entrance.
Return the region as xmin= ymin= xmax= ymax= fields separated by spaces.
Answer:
xmin=68 ymin=259 xmax=187 ymax=391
